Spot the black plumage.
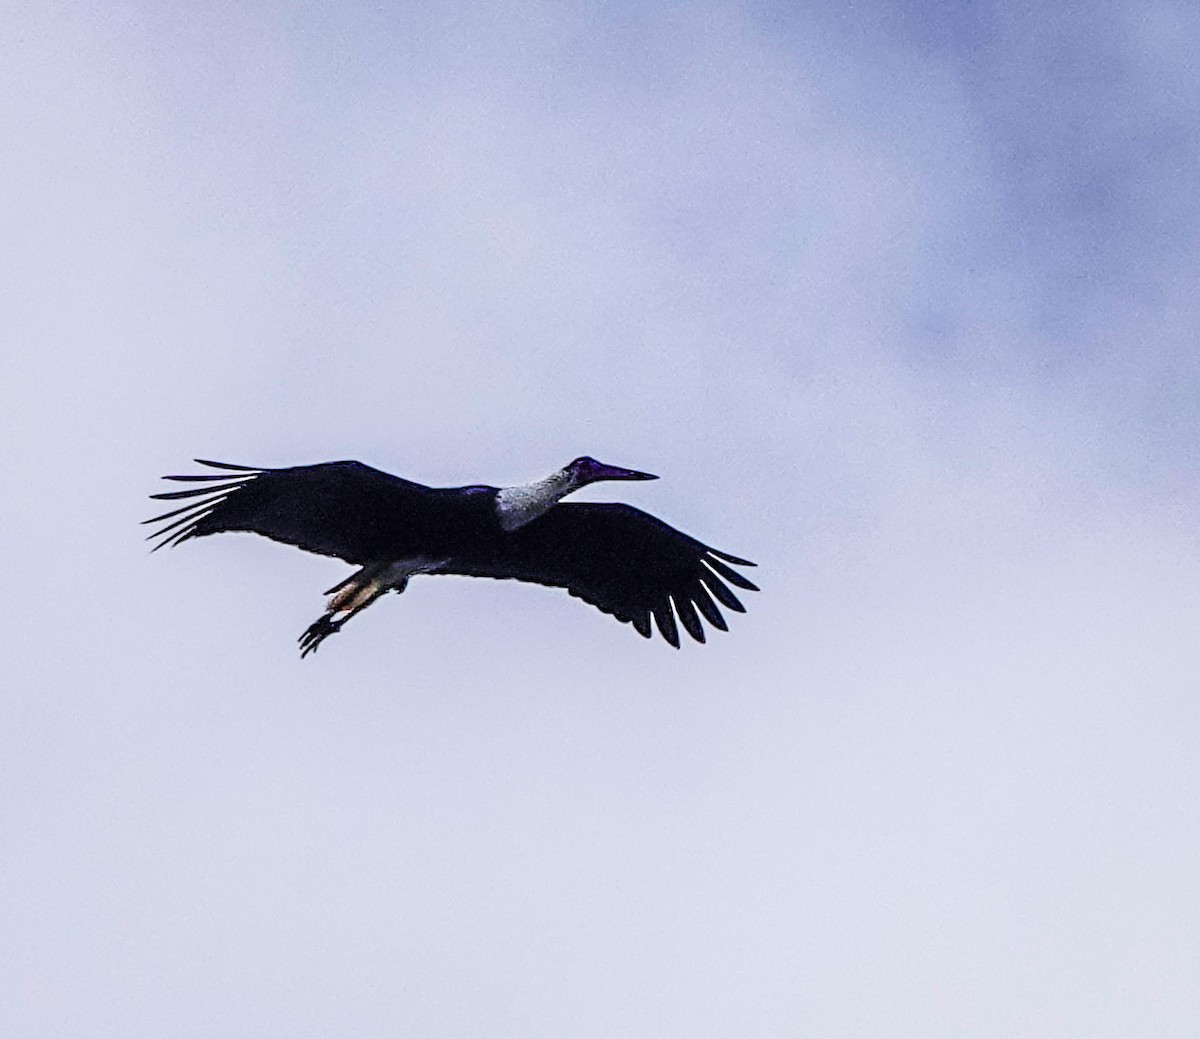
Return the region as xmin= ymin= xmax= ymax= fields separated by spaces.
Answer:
xmin=443 ymin=504 xmax=756 ymax=646
xmin=145 ymin=459 xmax=757 ymax=652
xmin=146 ymin=460 xmax=498 ymax=561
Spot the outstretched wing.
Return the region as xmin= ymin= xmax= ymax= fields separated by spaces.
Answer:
xmin=143 ymin=459 xmax=431 ymax=563
xmin=438 ymin=503 xmax=758 ymax=647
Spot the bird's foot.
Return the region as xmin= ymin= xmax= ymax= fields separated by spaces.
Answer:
xmin=299 ymin=614 xmax=342 ymax=658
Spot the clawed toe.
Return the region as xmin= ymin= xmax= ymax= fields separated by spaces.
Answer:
xmin=299 ymin=615 xmax=342 ymax=658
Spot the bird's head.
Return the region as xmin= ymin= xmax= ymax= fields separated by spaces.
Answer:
xmin=567 ymin=456 xmax=659 ymax=487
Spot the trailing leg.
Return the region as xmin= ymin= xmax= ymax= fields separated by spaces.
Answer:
xmin=298 ymin=596 xmax=380 ymax=657
xmin=297 ymin=558 xmax=440 ymax=658
xmin=299 ymin=563 xmax=400 ymax=658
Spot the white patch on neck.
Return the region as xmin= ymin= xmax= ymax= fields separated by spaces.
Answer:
xmin=495 ymin=468 xmax=578 ymax=531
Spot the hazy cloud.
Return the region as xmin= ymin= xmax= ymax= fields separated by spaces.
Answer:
xmin=5 ymin=1 xmax=1200 ymax=1035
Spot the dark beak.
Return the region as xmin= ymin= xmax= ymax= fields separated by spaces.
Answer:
xmin=596 ymin=463 xmax=658 ymax=481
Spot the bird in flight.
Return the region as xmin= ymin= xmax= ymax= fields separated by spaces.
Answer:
xmin=145 ymin=457 xmax=757 ymax=656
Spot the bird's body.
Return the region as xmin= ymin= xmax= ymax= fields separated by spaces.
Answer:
xmin=145 ymin=456 xmax=757 ymax=655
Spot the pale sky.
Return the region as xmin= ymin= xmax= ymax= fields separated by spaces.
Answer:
xmin=5 ymin=1 xmax=1200 ymax=1036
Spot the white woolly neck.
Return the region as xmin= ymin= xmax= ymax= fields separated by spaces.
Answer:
xmin=494 ymin=466 xmax=581 ymax=532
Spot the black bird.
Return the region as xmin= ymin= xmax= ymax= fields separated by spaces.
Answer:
xmin=145 ymin=457 xmax=758 ymax=656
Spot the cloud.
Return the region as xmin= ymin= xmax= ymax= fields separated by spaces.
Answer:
xmin=5 ymin=1 xmax=1200 ymax=1035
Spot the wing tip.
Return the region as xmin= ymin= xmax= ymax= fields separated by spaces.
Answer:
xmin=704 ymin=555 xmax=759 ymax=592
xmin=193 ymin=458 xmax=262 ymax=471
xmin=708 ymin=547 xmax=756 ymax=567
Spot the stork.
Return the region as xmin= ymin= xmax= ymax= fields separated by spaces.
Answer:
xmin=144 ymin=457 xmax=757 ymax=656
